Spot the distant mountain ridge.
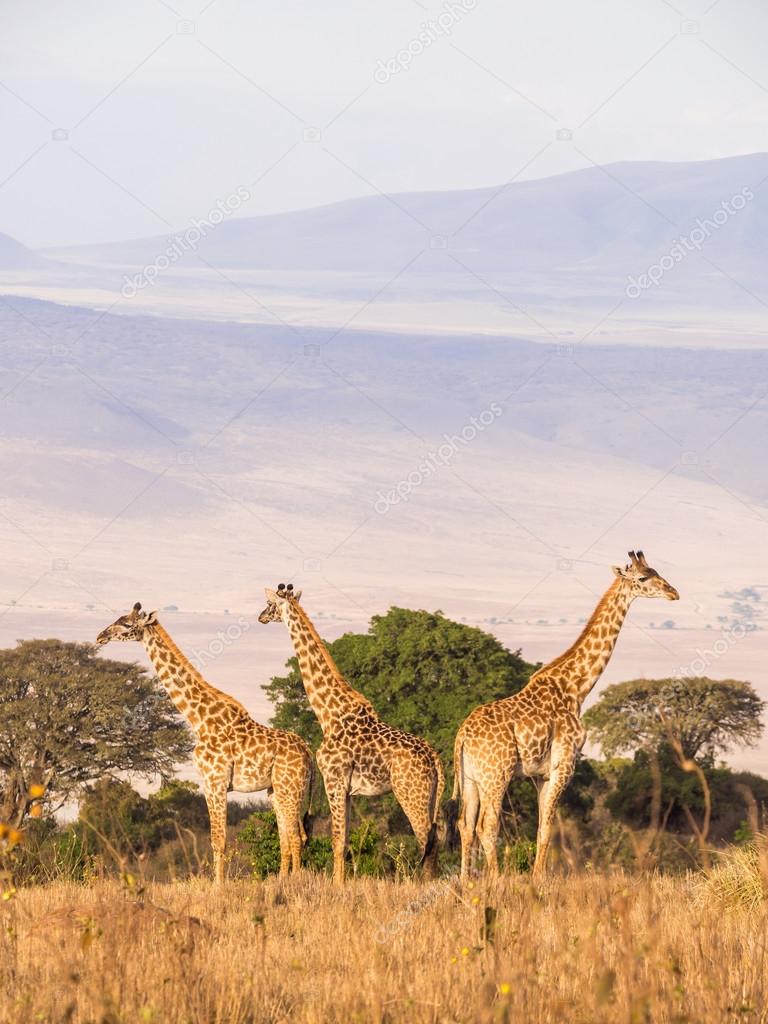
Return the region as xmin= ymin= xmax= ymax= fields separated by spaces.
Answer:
xmin=43 ymin=152 xmax=768 ymax=279
xmin=0 ymin=231 xmax=45 ymax=269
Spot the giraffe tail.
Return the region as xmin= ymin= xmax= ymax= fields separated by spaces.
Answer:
xmin=420 ymin=750 xmax=445 ymax=868
xmin=421 ymin=823 xmax=438 ymax=866
xmin=444 ymin=733 xmax=463 ymax=851
xmin=302 ymin=755 xmax=317 ymax=841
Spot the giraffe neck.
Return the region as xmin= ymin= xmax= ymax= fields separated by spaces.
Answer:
xmin=283 ymin=603 xmax=373 ymax=733
xmin=141 ymin=623 xmax=221 ymax=731
xmin=534 ymin=578 xmax=634 ymax=708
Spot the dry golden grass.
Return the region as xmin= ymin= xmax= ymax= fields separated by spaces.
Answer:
xmin=2 ymin=871 xmax=768 ymax=1023
xmin=696 ymin=836 xmax=768 ymax=913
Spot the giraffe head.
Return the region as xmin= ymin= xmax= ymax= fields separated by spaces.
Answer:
xmin=612 ymin=550 xmax=679 ymax=601
xmin=258 ymin=583 xmax=302 ymax=624
xmin=96 ymin=602 xmax=159 ymax=645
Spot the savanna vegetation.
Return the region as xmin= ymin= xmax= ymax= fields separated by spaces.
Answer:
xmin=2 ymin=872 xmax=768 ymax=1024
xmin=1 ymin=611 xmax=767 ymax=1022
xmin=0 ymin=639 xmax=191 ymax=827
xmin=2 ymin=615 xmax=767 ymax=881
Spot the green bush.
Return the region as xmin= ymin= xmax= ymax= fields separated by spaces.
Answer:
xmin=605 ymin=746 xmax=712 ymax=828
xmin=14 ymin=820 xmax=91 ymax=884
xmin=237 ymin=811 xmax=282 ymax=878
xmin=237 ymin=812 xmax=414 ymax=878
xmin=147 ymin=779 xmax=209 ymax=833
xmin=77 ymin=778 xmax=159 ymax=854
xmin=347 ymin=819 xmax=378 ymax=876
xmin=502 ymin=838 xmax=537 ymax=873
xmin=237 ymin=811 xmax=334 ymax=877
xmin=734 ymin=819 xmax=754 ymax=845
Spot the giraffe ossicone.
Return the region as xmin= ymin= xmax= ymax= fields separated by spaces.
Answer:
xmin=96 ymin=602 xmax=313 ymax=884
xmin=258 ymin=584 xmax=445 ymax=884
xmin=451 ymin=550 xmax=679 ymax=881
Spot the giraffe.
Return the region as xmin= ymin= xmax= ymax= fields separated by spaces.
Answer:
xmin=451 ymin=551 xmax=679 ymax=881
xmin=96 ymin=603 xmax=313 ymax=883
xmin=258 ymin=584 xmax=445 ymax=884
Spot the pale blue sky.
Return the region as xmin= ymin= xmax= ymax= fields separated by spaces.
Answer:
xmin=1 ymin=0 xmax=766 ymax=246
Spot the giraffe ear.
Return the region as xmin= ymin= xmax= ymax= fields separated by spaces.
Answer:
xmin=292 ymin=589 xmax=302 ymax=603
xmin=264 ymin=587 xmax=279 ymax=602
xmin=145 ymin=610 xmax=159 ymax=625
xmin=612 ymin=565 xmax=629 ymax=579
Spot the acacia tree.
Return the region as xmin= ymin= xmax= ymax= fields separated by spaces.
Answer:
xmin=583 ymin=677 xmax=765 ymax=760
xmin=0 ymin=639 xmax=192 ymax=826
xmin=263 ymin=606 xmax=535 ymax=770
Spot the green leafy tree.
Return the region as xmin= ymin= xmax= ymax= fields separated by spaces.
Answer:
xmin=262 ymin=607 xmax=535 ymax=770
xmin=583 ymin=677 xmax=764 ymax=760
xmin=147 ymin=779 xmax=210 ymax=833
xmin=77 ymin=779 xmax=211 ymax=856
xmin=604 ymin=747 xmax=716 ymax=829
xmin=601 ymin=748 xmax=768 ymax=846
xmin=78 ymin=778 xmax=158 ymax=854
xmin=0 ymin=639 xmax=193 ymax=826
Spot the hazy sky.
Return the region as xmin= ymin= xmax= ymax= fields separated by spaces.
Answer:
xmin=1 ymin=0 xmax=766 ymax=247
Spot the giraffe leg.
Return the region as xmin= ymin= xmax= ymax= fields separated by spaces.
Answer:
xmin=390 ymin=751 xmax=440 ymax=878
xmin=322 ymin=775 xmax=351 ymax=886
xmin=477 ymin=787 xmax=504 ymax=879
xmin=201 ymin=775 xmax=229 ymax=885
xmin=291 ymin=801 xmax=306 ymax=874
xmin=458 ymin=776 xmax=480 ymax=881
xmin=532 ymin=753 xmax=575 ymax=880
xmin=316 ymin=750 xmax=352 ymax=885
xmin=532 ymin=774 xmax=548 ymax=857
xmin=271 ymin=766 xmax=306 ymax=877
xmin=272 ymin=806 xmax=294 ymax=878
